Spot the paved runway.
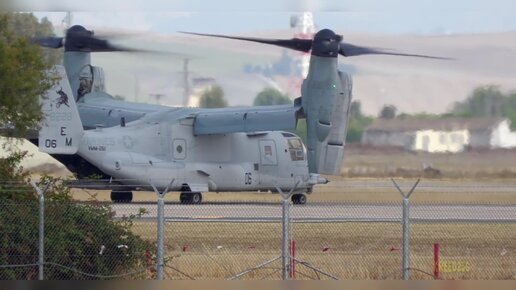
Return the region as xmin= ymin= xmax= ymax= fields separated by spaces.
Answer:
xmin=110 ymin=203 xmax=516 ymax=222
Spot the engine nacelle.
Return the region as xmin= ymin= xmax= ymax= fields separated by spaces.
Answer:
xmin=301 ymin=51 xmax=353 ymax=175
xmin=316 ymin=71 xmax=352 ymax=175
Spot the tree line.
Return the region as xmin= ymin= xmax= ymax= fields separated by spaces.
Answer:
xmin=0 ymin=13 xmax=150 ymax=279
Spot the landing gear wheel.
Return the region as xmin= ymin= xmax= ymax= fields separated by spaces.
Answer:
xmin=191 ymin=192 xmax=202 ymax=204
xmin=179 ymin=192 xmax=203 ymax=204
xmin=111 ymin=191 xmax=133 ymax=203
xmin=291 ymin=193 xmax=307 ymax=205
xmin=180 ymin=192 xmax=188 ymax=203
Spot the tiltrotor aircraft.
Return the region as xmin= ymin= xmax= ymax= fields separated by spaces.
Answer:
xmin=37 ymin=27 xmax=444 ymax=204
xmin=32 ymin=25 xmax=172 ymax=179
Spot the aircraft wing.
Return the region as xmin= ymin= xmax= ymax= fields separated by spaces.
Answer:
xmin=193 ymin=103 xmax=302 ymax=135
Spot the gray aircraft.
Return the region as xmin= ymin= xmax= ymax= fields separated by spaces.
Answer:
xmin=33 ymin=25 xmax=173 ymax=178
xmin=37 ymin=28 xmax=445 ymax=204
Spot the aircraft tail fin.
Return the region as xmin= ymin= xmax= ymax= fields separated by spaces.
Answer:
xmin=39 ymin=65 xmax=83 ymax=154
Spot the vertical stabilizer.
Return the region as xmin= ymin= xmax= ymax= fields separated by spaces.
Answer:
xmin=39 ymin=65 xmax=83 ymax=154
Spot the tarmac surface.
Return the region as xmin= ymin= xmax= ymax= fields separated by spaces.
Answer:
xmin=110 ymin=202 xmax=516 ymax=222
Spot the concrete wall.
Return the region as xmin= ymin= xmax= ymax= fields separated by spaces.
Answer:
xmin=490 ymin=119 xmax=516 ymax=148
xmin=362 ymin=119 xmax=516 ymax=151
xmin=469 ymin=130 xmax=491 ymax=148
xmin=413 ymin=130 xmax=469 ymax=153
xmin=361 ymin=130 xmax=415 ymax=150
xmin=362 ymin=129 xmax=469 ymax=153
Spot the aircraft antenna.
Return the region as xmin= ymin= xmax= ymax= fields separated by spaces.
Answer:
xmin=62 ymin=11 xmax=72 ymax=31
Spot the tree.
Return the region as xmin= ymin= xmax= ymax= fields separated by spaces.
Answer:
xmin=198 ymin=85 xmax=227 ymax=108
xmin=253 ymin=87 xmax=292 ymax=106
xmin=0 ymin=13 xmax=152 ymax=279
xmin=0 ymin=152 xmax=152 ymax=279
xmin=291 ymin=119 xmax=307 ymax=143
xmin=0 ymin=13 xmax=56 ymax=138
xmin=7 ymin=13 xmax=61 ymax=65
xmin=452 ymin=85 xmax=505 ymax=117
xmin=346 ymin=101 xmax=374 ymax=143
xmin=379 ymin=104 xmax=397 ymax=119
xmin=451 ymin=85 xmax=516 ymax=129
xmin=349 ymin=100 xmax=362 ymax=119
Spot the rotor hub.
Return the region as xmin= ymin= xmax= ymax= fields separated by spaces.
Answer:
xmin=311 ymin=29 xmax=341 ymax=58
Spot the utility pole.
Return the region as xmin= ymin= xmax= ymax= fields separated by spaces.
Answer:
xmin=150 ymin=93 xmax=165 ymax=105
xmin=62 ymin=11 xmax=72 ymax=31
xmin=182 ymin=58 xmax=191 ymax=106
xmin=134 ymin=73 xmax=140 ymax=102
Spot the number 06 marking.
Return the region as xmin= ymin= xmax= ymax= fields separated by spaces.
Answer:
xmin=44 ymin=139 xmax=57 ymax=148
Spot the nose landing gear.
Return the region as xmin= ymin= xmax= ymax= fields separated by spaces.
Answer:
xmin=291 ymin=193 xmax=307 ymax=205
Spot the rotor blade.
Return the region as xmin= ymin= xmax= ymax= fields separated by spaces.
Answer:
xmin=33 ymin=37 xmax=63 ymax=48
xmin=339 ymin=43 xmax=452 ymax=60
xmin=179 ymin=31 xmax=313 ymax=53
xmin=65 ymin=35 xmax=148 ymax=53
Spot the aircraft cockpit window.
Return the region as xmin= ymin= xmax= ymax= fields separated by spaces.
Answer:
xmin=78 ymin=65 xmax=94 ymax=99
xmin=287 ymin=138 xmax=305 ymax=161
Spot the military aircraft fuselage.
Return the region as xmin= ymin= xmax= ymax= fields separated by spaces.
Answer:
xmin=77 ymin=111 xmax=312 ymax=192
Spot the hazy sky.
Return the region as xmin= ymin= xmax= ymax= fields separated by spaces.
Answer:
xmin=7 ymin=0 xmax=516 ymax=35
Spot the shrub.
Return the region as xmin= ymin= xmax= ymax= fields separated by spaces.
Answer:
xmin=0 ymin=153 xmax=153 ymax=279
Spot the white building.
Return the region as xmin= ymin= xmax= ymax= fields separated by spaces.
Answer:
xmin=362 ymin=117 xmax=516 ymax=152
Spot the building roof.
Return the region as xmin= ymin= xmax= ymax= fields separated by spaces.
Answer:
xmin=365 ymin=117 xmax=506 ymax=133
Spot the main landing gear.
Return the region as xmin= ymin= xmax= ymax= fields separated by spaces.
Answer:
xmin=110 ymin=191 xmax=133 ymax=203
xmin=180 ymin=192 xmax=203 ymax=204
xmin=291 ymin=193 xmax=307 ymax=205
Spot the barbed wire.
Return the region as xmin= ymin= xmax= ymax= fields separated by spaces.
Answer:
xmin=407 ymin=267 xmax=440 ymax=279
xmin=44 ymin=262 xmax=149 ymax=279
xmin=0 ymin=263 xmax=39 ymax=269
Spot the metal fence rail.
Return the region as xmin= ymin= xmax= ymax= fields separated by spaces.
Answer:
xmin=0 ymin=179 xmax=515 ymax=280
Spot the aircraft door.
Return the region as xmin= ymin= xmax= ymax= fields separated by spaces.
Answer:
xmin=259 ymin=140 xmax=277 ymax=165
xmin=258 ymin=140 xmax=278 ymax=184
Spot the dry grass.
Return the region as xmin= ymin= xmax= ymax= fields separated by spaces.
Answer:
xmin=130 ymin=221 xmax=516 ymax=280
xmin=342 ymin=145 xmax=516 ymax=179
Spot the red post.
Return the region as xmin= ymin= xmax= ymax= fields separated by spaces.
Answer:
xmin=145 ymin=248 xmax=152 ymax=278
xmin=290 ymin=240 xmax=296 ymax=278
xmin=434 ymin=243 xmax=440 ymax=279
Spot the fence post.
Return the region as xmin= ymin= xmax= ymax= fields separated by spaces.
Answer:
xmin=290 ymin=240 xmax=296 ymax=279
xmin=391 ymin=178 xmax=420 ymax=280
xmin=434 ymin=243 xmax=440 ymax=279
xmin=275 ymin=181 xmax=299 ymax=280
xmin=30 ymin=181 xmax=51 ymax=281
xmin=402 ymin=195 xmax=410 ymax=280
xmin=150 ymin=180 xmax=174 ymax=280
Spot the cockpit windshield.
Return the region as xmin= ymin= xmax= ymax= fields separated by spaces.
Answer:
xmin=287 ymin=138 xmax=305 ymax=161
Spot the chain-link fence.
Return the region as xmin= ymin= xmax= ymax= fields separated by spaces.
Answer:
xmin=1 ymin=179 xmax=515 ymax=280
